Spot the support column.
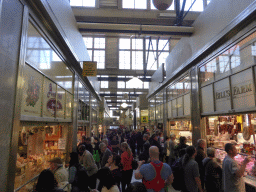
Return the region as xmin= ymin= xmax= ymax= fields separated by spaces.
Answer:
xmin=72 ymin=74 xmax=79 ymax=152
xmin=163 ymin=89 xmax=167 ymax=141
xmin=190 ymin=67 xmax=202 ymax=146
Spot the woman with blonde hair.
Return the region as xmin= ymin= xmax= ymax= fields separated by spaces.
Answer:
xmin=120 ymin=142 xmax=133 ymax=192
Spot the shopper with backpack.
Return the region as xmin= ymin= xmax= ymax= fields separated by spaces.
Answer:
xmin=135 ymin=146 xmax=173 ymax=192
xmin=69 ymin=152 xmax=89 ymax=192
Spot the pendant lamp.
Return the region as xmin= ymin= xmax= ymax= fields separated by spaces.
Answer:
xmin=152 ymin=0 xmax=173 ymax=10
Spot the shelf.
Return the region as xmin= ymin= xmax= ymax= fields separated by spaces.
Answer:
xmin=170 ymin=129 xmax=191 ymax=131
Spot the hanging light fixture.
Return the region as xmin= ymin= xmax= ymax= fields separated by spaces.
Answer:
xmin=121 ymin=103 xmax=128 ymax=108
xmin=152 ymin=0 xmax=173 ymax=10
xmin=127 ymin=77 xmax=143 ymax=88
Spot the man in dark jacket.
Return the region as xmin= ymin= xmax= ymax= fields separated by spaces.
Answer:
xmin=195 ymin=139 xmax=206 ymax=190
xmin=136 ymin=131 xmax=144 ymax=156
xmin=138 ymin=134 xmax=150 ymax=163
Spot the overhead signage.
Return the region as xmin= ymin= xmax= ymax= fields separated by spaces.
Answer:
xmin=82 ymin=61 xmax=97 ymax=76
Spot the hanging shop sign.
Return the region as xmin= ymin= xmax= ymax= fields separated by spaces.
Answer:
xmin=201 ymin=68 xmax=255 ymax=114
xmin=141 ymin=116 xmax=148 ymax=123
xmin=21 ymin=65 xmax=43 ymax=117
xmin=82 ymin=61 xmax=97 ymax=76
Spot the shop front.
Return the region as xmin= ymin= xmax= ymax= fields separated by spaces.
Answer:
xmin=200 ymin=29 xmax=256 ymax=185
xmin=14 ymin=21 xmax=74 ymax=191
xmin=166 ymin=73 xmax=192 ymax=145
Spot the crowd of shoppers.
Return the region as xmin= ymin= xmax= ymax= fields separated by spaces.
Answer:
xmin=33 ymin=127 xmax=251 ymax=192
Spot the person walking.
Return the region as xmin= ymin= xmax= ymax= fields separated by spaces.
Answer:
xmin=182 ymin=146 xmax=203 ymax=192
xmin=195 ymin=139 xmax=206 ymax=190
xmin=49 ymin=157 xmax=69 ymax=191
xmin=202 ymin=148 xmax=222 ymax=192
xmin=33 ymin=169 xmax=64 ymax=192
xmin=134 ymin=146 xmax=173 ymax=192
xmin=138 ymin=133 xmax=151 ymax=163
xmin=168 ymin=133 xmax=176 ymax=166
xmin=163 ymin=136 xmax=170 ymax=164
xmin=175 ymin=136 xmax=188 ymax=158
xmin=120 ymin=142 xmax=133 ymax=192
xmin=100 ymin=142 xmax=112 ymax=168
xmin=80 ymin=148 xmax=98 ymax=189
xmin=69 ymin=152 xmax=89 ymax=192
xmin=223 ymin=143 xmax=250 ymax=192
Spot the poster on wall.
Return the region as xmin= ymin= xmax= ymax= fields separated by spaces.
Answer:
xmin=43 ymin=78 xmax=57 ymax=118
xmin=56 ymin=86 xmax=65 ymax=118
xmin=21 ymin=64 xmax=43 ymax=117
xmin=66 ymin=92 xmax=72 ymax=119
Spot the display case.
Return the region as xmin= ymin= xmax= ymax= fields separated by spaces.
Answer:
xmin=215 ymin=148 xmax=256 ymax=177
xmin=168 ymin=120 xmax=192 ymax=146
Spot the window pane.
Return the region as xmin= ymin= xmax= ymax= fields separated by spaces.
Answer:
xmin=94 ymin=38 xmax=105 ymax=49
xmin=135 ymin=0 xmax=147 ymax=9
xmin=82 ymin=0 xmax=95 ymax=7
xmin=70 ymin=0 xmax=82 ymax=6
xmin=83 ymin=37 xmax=93 ymax=49
xmin=118 ymin=81 xmax=125 ymax=88
xmin=230 ymin=45 xmax=240 ymax=69
xmin=180 ymin=0 xmax=203 ymax=11
xmin=123 ymin=0 xmax=146 ymax=9
xmin=123 ymin=0 xmax=134 ymax=8
xmin=158 ymin=40 xmax=169 ymax=51
xmin=151 ymin=0 xmax=174 ymax=10
xmin=199 ymin=58 xmax=216 ymax=84
xmin=120 ymin=39 xmax=130 ymax=49
xmin=119 ymin=51 xmax=130 ymax=69
xmin=218 ymin=55 xmax=230 ymax=73
xmin=94 ymin=50 xmax=105 ymax=69
xmin=132 ymin=39 xmax=143 ymax=50
xmin=146 ymin=39 xmax=157 ymax=50
xmin=132 ymin=51 xmax=143 ymax=70
xmin=101 ymin=81 xmax=108 ymax=88
xmin=147 ymin=52 xmax=157 ymax=70
xmin=144 ymin=82 xmax=149 ymax=89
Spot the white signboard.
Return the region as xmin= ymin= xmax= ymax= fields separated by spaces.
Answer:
xmin=58 ymin=138 xmax=66 ymax=150
xmin=214 ymin=78 xmax=231 ymax=112
xmin=184 ymin=94 xmax=191 ymax=116
xmin=231 ymin=69 xmax=254 ymax=110
xmin=201 ymin=84 xmax=214 ymax=113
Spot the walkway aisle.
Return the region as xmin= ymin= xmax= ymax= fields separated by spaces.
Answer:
xmin=131 ymin=170 xmax=180 ymax=192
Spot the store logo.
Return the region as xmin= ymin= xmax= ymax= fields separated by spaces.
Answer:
xmin=215 ymin=83 xmax=253 ymax=100
xmin=233 ymin=84 xmax=252 ymax=96
xmin=215 ymin=90 xmax=230 ymax=100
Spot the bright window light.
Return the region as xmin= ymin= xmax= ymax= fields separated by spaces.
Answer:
xmin=70 ymin=0 xmax=96 ymax=7
xmin=123 ymin=0 xmax=147 ymax=9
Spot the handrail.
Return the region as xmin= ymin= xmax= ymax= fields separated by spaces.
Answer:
xmin=14 ymin=174 xmax=40 ymax=192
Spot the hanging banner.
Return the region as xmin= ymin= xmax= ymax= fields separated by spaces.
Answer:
xmin=82 ymin=61 xmax=97 ymax=76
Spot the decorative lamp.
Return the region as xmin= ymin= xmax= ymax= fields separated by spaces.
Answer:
xmin=152 ymin=0 xmax=173 ymax=10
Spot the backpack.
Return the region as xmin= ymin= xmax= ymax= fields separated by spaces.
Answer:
xmin=171 ymin=157 xmax=186 ymax=191
xmin=74 ymin=165 xmax=89 ymax=192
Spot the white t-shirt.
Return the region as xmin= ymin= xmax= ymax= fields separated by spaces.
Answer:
xmin=223 ymin=155 xmax=245 ymax=192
